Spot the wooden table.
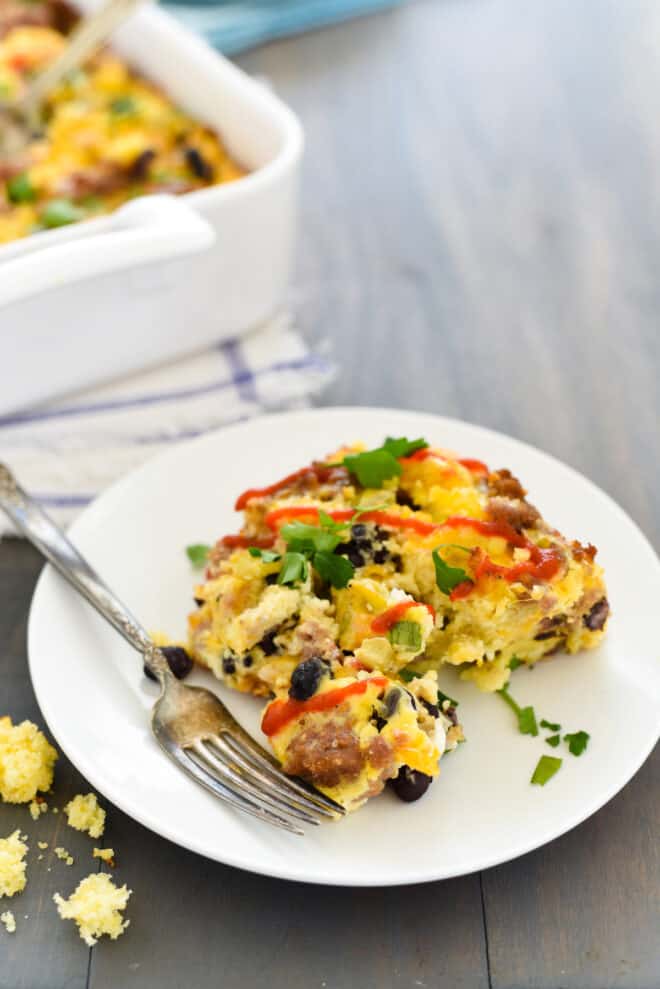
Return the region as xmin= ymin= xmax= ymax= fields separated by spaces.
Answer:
xmin=2 ymin=0 xmax=659 ymax=986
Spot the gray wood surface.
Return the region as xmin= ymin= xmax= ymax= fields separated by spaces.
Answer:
xmin=1 ymin=0 xmax=659 ymax=986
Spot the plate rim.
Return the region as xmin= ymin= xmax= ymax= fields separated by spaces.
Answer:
xmin=27 ymin=405 xmax=660 ymax=886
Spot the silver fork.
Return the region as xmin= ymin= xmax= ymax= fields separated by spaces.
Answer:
xmin=0 ymin=465 xmax=344 ymax=834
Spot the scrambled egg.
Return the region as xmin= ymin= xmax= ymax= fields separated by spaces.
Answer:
xmin=0 ymin=3 xmax=244 ymax=243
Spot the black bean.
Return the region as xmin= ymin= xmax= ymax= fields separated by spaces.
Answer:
xmin=395 ymin=489 xmax=421 ymax=510
xmin=373 ymin=548 xmax=389 ymax=564
xmin=193 ymin=596 xmax=204 ymax=607
xmin=351 ymin=523 xmax=368 ymax=539
xmin=389 ymin=766 xmax=433 ymax=802
xmin=258 ymin=630 xmax=279 ymax=656
xmin=185 ymin=147 xmax=214 ymax=181
xmin=265 ymin=573 xmax=278 ymax=585
xmin=130 ymin=148 xmax=155 ymax=179
xmin=144 ymin=645 xmax=193 ymax=682
xmin=243 ymin=655 xmax=253 ymax=668
xmin=420 ymin=699 xmax=440 ymax=719
xmin=289 ymin=656 xmax=325 ymax=700
xmin=384 ymin=687 xmax=402 ymax=718
xmin=222 ymin=655 xmax=236 ymax=675
xmin=583 ymin=597 xmax=610 ymax=631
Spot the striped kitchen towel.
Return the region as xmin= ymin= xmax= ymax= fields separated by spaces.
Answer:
xmin=165 ymin=0 xmax=404 ymax=55
xmin=0 ymin=313 xmax=333 ymax=536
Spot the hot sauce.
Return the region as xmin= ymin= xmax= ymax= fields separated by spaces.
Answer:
xmin=261 ymin=677 xmax=389 ymax=736
xmin=371 ymin=600 xmax=435 ymax=633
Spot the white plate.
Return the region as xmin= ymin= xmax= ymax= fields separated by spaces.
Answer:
xmin=28 ymin=408 xmax=660 ymax=886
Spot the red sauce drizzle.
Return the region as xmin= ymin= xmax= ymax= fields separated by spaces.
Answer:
xmin=371 ymin=600 xmax=435 ymax=633
xmin=457 ymin=458 xmax=489 ymax=476
xmin=235 ymin=463 xmax=346 ymax=510
xmin=219 ymin=533 xmax=275 ymax=550
xmin=264 ymin=506 xmax=438 ymax=536
xmin=401 ymin=449 xmax=489 ymax=476
xmin=261 ymin=676 xmax=389 ymax=737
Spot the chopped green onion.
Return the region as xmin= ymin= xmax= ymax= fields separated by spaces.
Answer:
xmin=388 ymin=621 xmax=422 ymax=650
xmin=531 ymin=755 xmax=562 ymax=785
xmin=7 ymin=173 xmax=35 ymax=203
xmin=186 ymin=544 xmax=211 ymax=567
xmin=40 ymin=199 xmax=84 ymax=228
xmin=546 ymin=734 xmax=561 ymax=748
xmin=540 ymin=718 xmax=561 ymax=732
xmin=497 ymin=685 xmax=538 ymax=736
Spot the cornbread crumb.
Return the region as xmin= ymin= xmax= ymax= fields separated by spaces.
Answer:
xmin=38 ymin=842 xmax=48 ymax=850
xmin=93 ymin=848 xmax=115 ymax=866
xmin=54 ymin=874 xmax=131 ymax=947
xmin=29 ymin=798 xmax=48 ymax=820
xmin=0 ymin=717 xmax=57 ymax=804
xmin=52 ymin=807 xmax=59 ymax=814
xmin=64 ymin=794 xmax=105 ymax=839
xmin=54 ymin=847 xmax=74 ymax=866
xmin=0 ymin=830 xmax=28 ymax=897
xmin=38 ymin=854 xmax=43 ymax=861
xmin=1 ymin=910 xmax=16 ymax=933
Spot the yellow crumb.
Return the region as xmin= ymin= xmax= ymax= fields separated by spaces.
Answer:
xmin=52 ymin=807 xmax=59 ymax=814
xmin=0 ymin=830 xmax=28 ymax=897
xmin=54 ymin=847 xmax=74 ymax=866
xmin=29 ymin=798 xmax=48 ymax=820
xmin=37 ymin=842 xmax=48 ymax=850
xmin=64 ymin=794 xmax=105 ymax=839
xmin=93 ymin=848 xmax=115 ymax=866
xmin=0 ymin=717 xmax=57 ymax=804
xmin=1 ymin=910 xmax=16 ymax=933
xmin=53 ymin=874 xmax=131 ymax=947
xmin=37 ymin=854 xmax=43 ymax=861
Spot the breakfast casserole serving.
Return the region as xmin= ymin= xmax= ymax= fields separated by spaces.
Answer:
xmin=0 ymin=0 xmax=244 ymax=243
xmin=186 ymin=436 xmax=609 ymax=811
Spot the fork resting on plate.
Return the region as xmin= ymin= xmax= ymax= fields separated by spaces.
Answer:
xmin=0 ymin=464 xmax=344 ymax=834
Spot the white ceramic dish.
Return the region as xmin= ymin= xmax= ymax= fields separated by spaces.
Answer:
xmin=28 ymin=408 xmax=660 ymax=886
xmin=0 ymin=0 xmax=303 ymax=415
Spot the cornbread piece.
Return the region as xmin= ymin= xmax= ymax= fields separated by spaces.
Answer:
xmin=1 ymin=910 xmax=16 ymax=933
xmin=261 ymin=661 xmax=447 ymax=810
xmin=93 ymin=848 xmax=115 ymax=866
xmin=0 ymin=830 xmax=28 ymax=897
xmin=64 ymin=793 xmax=105 ymax=839
xmin=37 ymin=841 xmax=48 ymax=850
xmin=29 ymin=797 xmax=48 ymax=820
xmin=54 ymin=847 xmax=74 ymax=866
xmin=53 ymin=874 xmax=131 ymax=947
xmin=0 ymin=717 xmax=57 ymax=803
xmin=189 ymin=440 xmax=608 ymax=697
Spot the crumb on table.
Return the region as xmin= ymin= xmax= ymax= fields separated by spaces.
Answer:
xmin=64 ymin=793 xmax=105 ymax=839
xmin=0 ymin=830 xmax=28 ymax=897
xmin=54 ymin=874 xmax=131 ymax=947
xmin=0 ymin=717 xmax=57 ymax=804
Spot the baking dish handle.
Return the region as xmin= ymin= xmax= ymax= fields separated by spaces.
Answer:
xmin=0 ymin=195 xmax=215 ymax=309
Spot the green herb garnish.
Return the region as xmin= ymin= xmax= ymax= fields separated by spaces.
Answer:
xmin=531 ymin=755 xmax=562 ymax=785
xmin=388 ymin=621 xmax=422 ymax=650
xmin=7 ymin=173 xmax=35 ymax=203
xmin=508 ymin=657 xmax=524 ymax=671
xmin=279 ymin=510 xmax=355 ymax=588
xmin=432 ymin=548 xmax=471 ymax=596
xmin=497 ymin=685 xmax=539 ymax=736
xmin=540 ymin=718 xmax=561 ymax=732
xmin=546 ymin=734 xmax=561 ymax=748
xmin=312 ymin=550 xmax=354 ymax=589
xmin=186 ymin=544 xmax=211 ymax=567
xmin=40 ymin=199 xmax=84 ymax=228
xmin=564 ymin=730 xmax=590 ymax=756
xmin=110 ymin=95 xmax=138 ymax=116
xmin=342 ymin=436 xmax=428 ymax=488
xmin=248 ymin=547 xmax=281 ymax=562
xmin=438 ymin=689 xmax=459 ymax=708
xmin=277 ymin=552 xmax=308 ymax=586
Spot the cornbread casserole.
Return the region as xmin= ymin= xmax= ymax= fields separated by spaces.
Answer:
xmin=0 ymin=0 xmax=244 ymax=243
xmin=187 ymin=437 xmax=608 ymax=809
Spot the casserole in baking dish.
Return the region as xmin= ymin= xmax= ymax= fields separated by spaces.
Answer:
xmin=0 ymin=0 xmax=303 ymax=414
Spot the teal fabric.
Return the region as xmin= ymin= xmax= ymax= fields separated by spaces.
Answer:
xmin=164 ymin=0 xmax=403 ymax=54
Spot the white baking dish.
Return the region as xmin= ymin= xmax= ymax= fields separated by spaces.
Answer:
xmin=0 ymin=0 xmax=303 ymax=416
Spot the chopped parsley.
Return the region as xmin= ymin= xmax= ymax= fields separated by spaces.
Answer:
xmin=540 ymin=718 xmax=561 ymax=732
xmin=432 ymin=548 xmax=471 ymax=595
xmin=248 ymin=548 xmax=281 ymax=562
xmin=312 ymin=550 xmax=354 ymax=589
xmin=497 ymin=685 xmax=539 ymax=736
xmin=388 ymin=620 xmax=422 ymax=650
xmin=40 ymin=199 xmax=84 ymax=228
xmin=342 ymin=436 xmax=428 ymax=487
xmin=564 ymin=730 xmax=590 ymax=756
xmin=277 ymin=552 xmax=308 ymax=586
xmin=279 ymin=511 xmax=354 ymax=588
xmin=110 ymin=95 xmax=138 ymax=116
xmin=508 ymin=657 xmax=524 ymax=671
xmin=186 ymin=544 xmax=211 ymax=567
xmin=7 ymin=173 xmax=35 ymax=203
xmin=531 ymin=755 xmax=562 ymax=786
xmin=546 ymin=734 xmax=561 ymax=748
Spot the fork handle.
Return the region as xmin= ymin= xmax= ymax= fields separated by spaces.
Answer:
xmin=0 ymin=464 xmax=171 ymax=681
